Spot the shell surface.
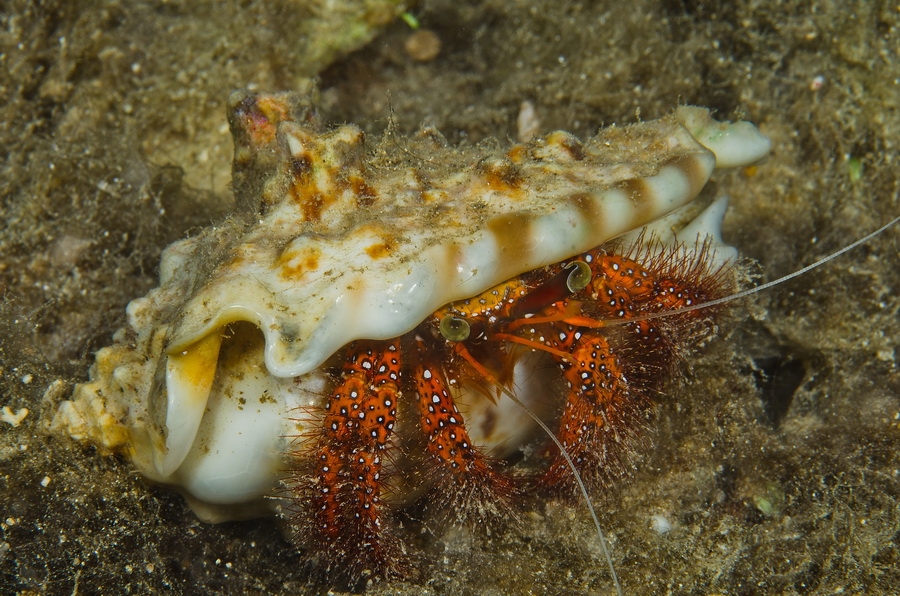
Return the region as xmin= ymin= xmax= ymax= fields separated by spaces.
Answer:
xmin=50 ymin=91 xmax=769 ymax=516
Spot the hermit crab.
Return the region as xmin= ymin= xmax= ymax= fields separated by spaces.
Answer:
xmin=49 ymin=85 xmax=772 ymax=586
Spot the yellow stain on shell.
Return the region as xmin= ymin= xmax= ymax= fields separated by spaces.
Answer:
xmin=365 ymin=237 xmax=397 ymax=259
xmin=277 ymin=246 xmax=321 ymax=281
xmin=168 ymin=331 xmax=222 ymax=397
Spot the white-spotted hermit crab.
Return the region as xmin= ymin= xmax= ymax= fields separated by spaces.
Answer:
xmin=49 ymin=87 xmax=773 ymax=587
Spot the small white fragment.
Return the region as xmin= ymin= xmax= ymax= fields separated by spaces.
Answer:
xmin=20 ymin=374 xmax=33 ymax=385
xmin=517 ymin=100 xmax=541 ymax=142
xmin=1 ymin=406 xmax=29 ymax=427
xmin=650 ymin=514 xmax=673 ymax=534
xmin=40 ymin=476 xmax=51 ymax=487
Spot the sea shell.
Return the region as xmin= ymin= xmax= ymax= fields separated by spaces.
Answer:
xmin=49 ymin=91 xmax=769 ymax=519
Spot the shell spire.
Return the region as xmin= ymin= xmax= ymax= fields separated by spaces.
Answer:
xmin=227 ymin=86 xmax=320 ymax=213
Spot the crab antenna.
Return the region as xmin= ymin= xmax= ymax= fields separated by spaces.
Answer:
xmin=607 ymin=214 xmax=900 ymax=326
xmin=498 ymin=384 xmax=623 ymax=596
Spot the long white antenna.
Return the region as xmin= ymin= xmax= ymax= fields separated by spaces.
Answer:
xmin=615 ymin=215 xmax=899 ymax=325
xmin=499 ymin=385 xmax=623 ymax=596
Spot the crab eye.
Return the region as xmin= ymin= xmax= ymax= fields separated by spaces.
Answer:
xmin=565 ymin=260 xmax=592 ymax=292
xmin=439 ymin=315 xmax=471 ymax=342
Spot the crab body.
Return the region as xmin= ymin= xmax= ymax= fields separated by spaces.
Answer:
xmin=50 ymin=89 xmax=770 ymax=584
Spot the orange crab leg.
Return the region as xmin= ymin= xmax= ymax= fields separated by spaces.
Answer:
xmin=411 ymin=337 xmax=517 ymax=522
xmin=538 ymin=328 xmax=648 ymax=492
xmin=505 ymin=300 xmax=587 ymax=332
xmin=534 ymin=245 xmax=734 ymax=493
xmin=310 ymin=340 xmax=402 ymax=580
xmin=491 ymin=332 xmax=572 ymax=361
xmin=448 ymin=340 xmax=500 ymax=387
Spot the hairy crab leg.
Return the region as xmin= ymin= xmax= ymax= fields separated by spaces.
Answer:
xmin=306 ymin=340 xmax=403 ymax=582
xmin=411 ymin=337 xmax=518 ymax=523
xmin=527 ymin=242 xmax=734 ymax=492
xmin=537 ymin=326 xmax=650 ymax=492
